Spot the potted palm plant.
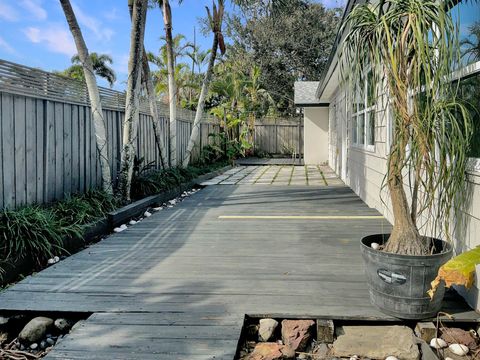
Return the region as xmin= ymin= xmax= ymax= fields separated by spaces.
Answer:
xmin=341 ymin=0 xmax=473 ymax=319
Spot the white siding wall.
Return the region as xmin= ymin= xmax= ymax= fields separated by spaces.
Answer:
xmin=328 ymin=84 xmax=480 ymax=254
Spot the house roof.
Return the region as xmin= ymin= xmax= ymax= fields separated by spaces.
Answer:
xmin=315 ymin=0 xmax=359 ymax=100
xmin=294 ymin=81 xmax=323 ymax=107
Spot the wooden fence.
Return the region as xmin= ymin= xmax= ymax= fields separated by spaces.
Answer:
xmin=0 ymin=59 xmax=220 ymax=209
xmin=254 ymin=118 xmax=304 ymax=156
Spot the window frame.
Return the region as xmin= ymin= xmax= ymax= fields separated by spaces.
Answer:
xmin=351 ymin=69 xmax=376 ymax=152
xmin=448 ymin=0 xmax=480 ymax=171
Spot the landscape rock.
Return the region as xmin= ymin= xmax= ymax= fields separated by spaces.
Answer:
xmin=281 ymin=319 xmax=314 ymax=352
xmin=46 ymin=337 xmax=55 ymax=346
xmin=19 ymin=317 xmax=53 ymax=343
xmin=258 ymin=318 xmax=278 ymax=342
xmin=54 ymin=318 xmax=73 ymax=332
xmin=30 ymin=343 xmax=38 ymax=350
xmin=441 ymin=328 xmax=477 ymax=349
xmin=0 ymin=332 xmax=7 ymax=345
xmin=430 ymin=338 xmax=448 ymax=349
xmin=313 ymin=343 xmax=331 ymax=359
xmin=0 ymin=316 xmax=9 ymax=326
xmin=448 ymin=344 xmax=469 ymax=356
xmin=332 ymin=326 xmax=420 ymax=360
xmin=247 ymin=342 xmax=295 ymax=360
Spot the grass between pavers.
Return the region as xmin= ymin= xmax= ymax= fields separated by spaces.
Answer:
xmin=253 ymin=165 xmax=272 ymax=184
xmin=270 ymin=166 xmax=283 ymax=184
xmin=317 ymin=165 xmax=328 ymax=186
xmin=0 ymin=161 xmax=228 ymax=284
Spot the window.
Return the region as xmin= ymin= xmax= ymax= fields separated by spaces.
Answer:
xmin=449 ymin=1 xmax=480 ymax=162
xmin=351 ymin=69 xmax=376 ymax=150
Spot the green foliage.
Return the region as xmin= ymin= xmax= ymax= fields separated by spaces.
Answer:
xmin=57 ymin=53 xmax=117 ymax=87
xmin=52 ymin=190 xmax=119 ymax=226
xmin=226 ymin=0 xmax=341 ymax=114
xmin=0 ymin=206 xmax=79 ymax=264
xmin=130 ymin=161 xmax=228 ymax=200
xmin=0 ymin=189 xmax=118 ymax=277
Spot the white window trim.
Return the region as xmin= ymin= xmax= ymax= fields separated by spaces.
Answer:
xmin=351 ymin=70 xmax=376 ymax=152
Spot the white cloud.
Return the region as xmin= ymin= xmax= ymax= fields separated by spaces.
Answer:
xmin=72 ymin=1 xmax=115 ymax=41
xmin=24 ymin=25 xmax=76 ymax=57
xmin=104 ymin=8 xmax=121 ymax=21
xmin=0 ymin=36 xmax=16 ymax=54
xmin=0 ymin=1 xmax=19 ymax=21
xmin=20 ymin=0 xmax=47 ymax=20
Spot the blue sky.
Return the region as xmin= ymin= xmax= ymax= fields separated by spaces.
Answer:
xmin=0 ymin=0 xmax=346 ymax=89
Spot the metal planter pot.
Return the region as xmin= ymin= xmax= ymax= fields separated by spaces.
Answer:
xmin=360 ymin=234 xmax=452 ymax=319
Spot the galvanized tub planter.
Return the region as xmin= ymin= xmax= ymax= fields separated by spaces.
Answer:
xmin=360 ymin=234 xmax=452 ymax=319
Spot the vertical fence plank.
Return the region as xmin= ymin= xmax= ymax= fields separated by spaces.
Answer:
xmin=54 ymin=102 xmax=64 ymax=199
xmin=25 ymin=97 xmax=37 ymax=204
xmin=45 ymin=100 xmax=55 ymax=202
xmin=36 ymin=99 xmax=44 ymax=204
xmin=79 ymin=106 xmax=86 ymax=193
xmin=63 ymin=103 xmax=72 ymax=195
xmin=71 ymin=105 xmax=79 ymax=194
xmin=14 ymin=95 xmax=26 ymax=207
xmin=1 ymin=93 xmax=14 ymax=208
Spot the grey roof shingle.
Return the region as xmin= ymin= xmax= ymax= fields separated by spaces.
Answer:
xmin=294 ymin=81 xmax=321 ymax=106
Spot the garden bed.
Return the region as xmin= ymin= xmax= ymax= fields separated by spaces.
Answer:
xmin=0 ymin=311 xmax=89 ymax=359
xmin=236 ymin=316 xmax=480 ymax=360
xmin=0 ymin=164 xmax=231 ymax=288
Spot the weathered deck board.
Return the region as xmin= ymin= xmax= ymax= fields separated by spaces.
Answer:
xmin=0 ymin=180 xmax=475 ymax=359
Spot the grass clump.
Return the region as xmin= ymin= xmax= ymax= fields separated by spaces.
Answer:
xmin=131 ymin=160 xmax=228 ymax=200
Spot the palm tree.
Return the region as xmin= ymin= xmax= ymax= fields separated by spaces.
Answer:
xmin=129 ymin=1 xmax=167 ymax=169
xmin=59 ymin=0 xmax=113 ymax=194
xmin=118 ymin=0 xmax=148 ymax=202
xmin=342 ymin=0 xmax=473 ymax=255
xmin=461 ymin=21 xmax=480 ymax=63
xmin=183 ymin=0 xmax=226 ymax=167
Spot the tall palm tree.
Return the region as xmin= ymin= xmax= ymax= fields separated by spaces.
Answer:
xmin=152 ymin=0 xmax=180 ymax=166
xmin=461 ymin=21 xmax=480 ymax=63
xmin=183 ymin=0 xmax=226 ymax=167
xmin=59 ymin=53 xmax=117 ymax=87
xmin=129 ymin=0 xmax=167 ymax=170
xmin=118 ymin=0 xmax=148 ymax=202
xmin=59 ymin=0 xmax=113 ymax=194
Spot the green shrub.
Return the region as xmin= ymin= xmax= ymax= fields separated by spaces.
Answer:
xmin=0 ymin=205 xmax=81 ymax=264
xmin=52 ymin=190 xmax=119 ymax=226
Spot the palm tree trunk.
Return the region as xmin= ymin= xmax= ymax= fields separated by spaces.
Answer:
xmin=183 ymin=32 xmax=219 ymax=167
xmin=384 ymin=117 xmax=428 ymax=255
xmin=59 ymin=0 xmax=113 ymax=194
xmin=128 ymin=0 xmax=167 ymax=169
xmin=142 ymin=54 xmax=167 ymax=169
xmin=162 ymin=0 xmax=178 ymax=167
xmin=118 ymin=0 xmax=148 ymax=202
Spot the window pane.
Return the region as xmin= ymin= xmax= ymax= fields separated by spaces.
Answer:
xmin=358 ymin=113 xmax=365 ymax=145
xmin=352 ymin=116 xmax=358 ymax=144
xmin=367 ymin=70 xmax=375 ymax=107
xmin=458 ymin=74 xmax=480 ymax=158
xmin=450 ymin=1 xmax=480 ymax=67
xmin=367 ymin=111 xmax=375 ymax=146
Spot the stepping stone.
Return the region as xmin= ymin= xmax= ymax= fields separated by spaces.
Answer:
xmin=333 ymin=326 xmax=420 ymax=360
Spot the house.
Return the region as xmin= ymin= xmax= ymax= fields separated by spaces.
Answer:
xmin=295 ymin=0 xmax=480 ymax=307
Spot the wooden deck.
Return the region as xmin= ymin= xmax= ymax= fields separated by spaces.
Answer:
xmin=0 ymin=172 xmax=475 ymax=359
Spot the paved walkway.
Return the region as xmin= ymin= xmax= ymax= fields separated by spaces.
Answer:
xmin=201 ymin=165 xmax=343 ymax=186
xmin=0 ymin=167 xmax=473 ymax=359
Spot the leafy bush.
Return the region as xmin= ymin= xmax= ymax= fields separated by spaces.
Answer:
xmin=0 ymin=206 xmax=81 ymax=264
xmin=0 ymin=189 xmax=118 ymax=277
xmin=130 ymin=161 xmax=228 ymax=200
xmin=52 ymin=190 xmax=119 ymax=226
